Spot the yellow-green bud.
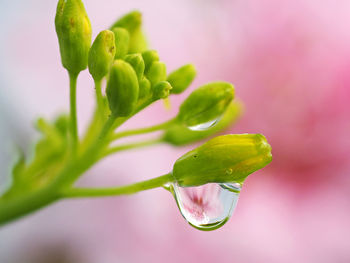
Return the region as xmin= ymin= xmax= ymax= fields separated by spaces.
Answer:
xmin=146 ymin=61 xmax=167 ymax=86
xmin=152 ymin=81 xmax=172 ymax=100
xmin=172 ymin=134 xmax=272 ymax=187
xmin=88 ymin=30 xmax=116 ymax=81
xmin=55 ymin=0 xmax=92 ymax=74
xmin=142 ymin=50 xmax=159 ymax=73
xmin=124 ymin=53 xmax=145 ymax=81
xmin=138 ymin=77 xmax=151 ymax=99
xmin=106 ymin=60 xmax=139 ymax=117
xmin=163 ymin=101 xmax=242 ymax=145
xmin=110 ymin=11 xmax=147 ymax=53
xmin=112 ymin=27 xmax=130 ymax=59
xmin=167 ymin=64 xmax=197 ymax=94
xmin=177 ymin=82 xmax=234 ymax=127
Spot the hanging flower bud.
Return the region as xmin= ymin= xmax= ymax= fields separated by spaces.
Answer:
xmin=167 ymin=64 xmax=197 ymax=94
xmin=163 ymin=101 xmax=243 ymax=145
xmin=111 ymin=27 xmax=130 ymax=59
xmin=152 ymin=81 xmax=172 ymax=100
xmin=177 ymin=82 xmax=234 ymax=127
xmin=124 ymin=53 xmax=145 ymax=81
xmin=88 ymin=30 xmax=116 ymax=81
xmin=106 ymin=60 xmax=139 ymax=117
xmin=142 ymin=50 xmax=159 ymax=73
xmin=110 ymin=11 xmax=147 ymax=53
xmin=55 ymin=0 xmax=92 ymax=74
xmin=172 ymin=134 xmax=272 ymax=187
xmin=138 ymin=77 xmax=151 ymax=100
xmin=146 ymin=61 xmax=167 ymax=86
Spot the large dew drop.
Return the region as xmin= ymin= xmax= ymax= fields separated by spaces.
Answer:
xmin=187 ymin=118 xmax=219 ymax=131
xmin=171 ymin=182 xmax=241 ymax=230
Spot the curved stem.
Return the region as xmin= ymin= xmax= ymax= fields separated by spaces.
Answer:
xmin=62 ymin=173 xmax=173 ymax=198
xmin=94 ymin=79 xmax=104 ymax=114
xmin=69 ymin=71 xmax=79 ymax=154
xmin=111 ymin=118 xmax=177 ymax=141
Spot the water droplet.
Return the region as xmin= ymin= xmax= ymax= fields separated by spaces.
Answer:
xmin=171 ymin=182 xmax=241 ymax=230
xmin=187 ymin=118 xmax=219 ymax=131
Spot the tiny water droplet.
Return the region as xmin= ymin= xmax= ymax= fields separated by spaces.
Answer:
xmin=171 ymin=182 xmax=241 ymax=230
xmin=187 ymin=118 xmax=219 ymax=131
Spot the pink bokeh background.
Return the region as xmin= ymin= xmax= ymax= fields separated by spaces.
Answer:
xmin=0 ymin=0 xmax=350 ymax=262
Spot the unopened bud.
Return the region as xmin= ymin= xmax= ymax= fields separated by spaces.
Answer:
xmin=172 ymin=134 xmax=272 ymax=187
xmin=55 ymin=0 xmax=92 ymax=74
xmin=138 ymin=77 xmax=151 ymax=99
xmin=124 ymin=53 xmax=145 ymax=81
xmin=152 ymin=81 xmax=172 ymax=100
xmin=142 ymin=50 xmax=159 ymax=73
xmin=177 ymin=82 xmax=234 ymax=127
xmin=88 ymin=30 xmax=116 ymax=81
xmin=106 ymin=60 xmax=139 ymax=117
xmin=167 ymin=64 xmax=196 ymax=94
xmin=146 ymin=61 xmax=167 ymax=87
xmin=112 ymin=27 xmax=130 ymax=59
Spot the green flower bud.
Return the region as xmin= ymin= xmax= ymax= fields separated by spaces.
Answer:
xmin=142 ymin=50 xmax=159 ymax=73
xmin=177 ymin=82 xmax=234 ymax=127
xmin=167 ymin=64 xmax=197 ymax=94
xmin=88 ymin=30 xmax=116 ymax=81
xmin=124 ymin=53 xmax=145 ymax=81
xmin=163 ymin=101 xmax=242 ymax=145
xmin=112 ymin=27 xmax=130 ymax=59
xmin=110 ymin=11 xmax=147 ymax=53
xmin=138 ymin=77 xmax=151 ymax=99
xmin=146 ymin=61 xmax=167 ymax=86
xmin=172 ymin=134 xmax=272 ymax=187
xmin=152 ymin=81 xmax=172 ymax=100
xmin=55 ymin=0 xmax=92 ymax=74
xmin=106 ymin=60 xmax=139 ymax=117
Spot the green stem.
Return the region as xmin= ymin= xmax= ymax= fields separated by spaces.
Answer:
xmin=69 ymin=71 xmax=79 ymax=153
xmin=94 ymin=79 xmax=104 ymax=114
xmin=62 ymin=173 xmax=173 ymax=198
xmin=111 ymin=118 xmax=177 ymax=141
xmin=102 ymin=138 xmax=162 ymax=158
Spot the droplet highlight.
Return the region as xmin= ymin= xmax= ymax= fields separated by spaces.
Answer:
xmin=171 ymin=182 xmax=241 ymax=230
xmin=187 ymin=118 xmax=219 ymax=131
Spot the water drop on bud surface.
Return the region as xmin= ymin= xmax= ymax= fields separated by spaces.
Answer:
xmin=171 ymin=182 xmax=241 ymax=230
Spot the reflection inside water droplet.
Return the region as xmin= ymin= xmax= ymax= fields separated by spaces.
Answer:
xmin=171 ymin=182 xmax=241 ymax=231
xmin=187 ymin=118 xmax=219 ymax=131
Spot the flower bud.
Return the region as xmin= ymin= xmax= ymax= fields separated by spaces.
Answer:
xmin=142 ymin=50 xmax=159 ymax=73
xmin=146 ymin=61 xmax=167 ymax=86
xmin=167 ymin=64 xmax=196 ymax=94
xmin=55 ymin=0 xmax=92 ymax=74
xmin=124 ymin=53 xmax=145 ymax=81
xmin=177 ymin=82 xmax=234 ymax=127
xmin=88 ymin=30 xmax=116 ymax=81
xmin=163 ymin=101 xmax=242 ymax=145
xmin=112 ymin=27 xmax=130 ymax=59
xmin=172 ymin=134 xmax=272 ymax=187
xmin=106 ymin=60 xmax=139 ymax=117
xmin=110 ymin=11 xmax=147 ymax=53
xmin=152 ymin=81 xmax=172 ymax=100
xmin=138 ymin=77 xmax=151 ymax=99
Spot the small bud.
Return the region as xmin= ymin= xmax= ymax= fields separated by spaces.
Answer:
xmin=106 ymin=60 xmax=139 ymax=117
xmin=177 ymin=82 xmax=234 ymax=127
xmin=88 ymin=30 xmax=116 ymax=81
xmin=146 ymin=61 xmax=167 ymax=86
xmin=172 ymin=134 xmax=272 ymax=187
xmin=55 ymin=0 xmax=92 ymax=74
xmin=110 ymin=11 xmax=147 ymax=53
xmin=138 ymin=77 xmax=151 ymax=99
xmin=167 ymin=64 xmax=197 ymax=94
xmin=163 ymin=101 xmax=242 ymax=145
xmin=112 ymin=27 xmax=130 ymax=59
xmin=124 ymin=53 xmax=145 ymax=81
xmin=152 ymin=81 xmax=172 ymax=100
xmin=142 ymin=50 xmax=159 ymax=73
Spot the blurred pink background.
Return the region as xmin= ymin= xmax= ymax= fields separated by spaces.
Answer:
xmin=1 ymin=0 xmax=350 ymax=262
